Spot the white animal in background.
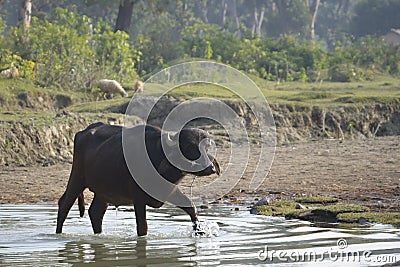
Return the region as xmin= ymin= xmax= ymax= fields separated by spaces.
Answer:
xmin=135 ymin=80 xmax=144 ymax=93
xmin=0 ymin=67 xmax=19 ymax=78
xmin=97 ymin=79 xmax=128 ymax=99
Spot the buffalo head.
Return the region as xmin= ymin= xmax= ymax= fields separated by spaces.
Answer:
xmin=163 ymin=128 xmax=220 ymax=177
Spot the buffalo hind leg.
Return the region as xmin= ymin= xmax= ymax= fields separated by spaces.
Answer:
xmin=89 ymin=195 xmax=108 ymax=234
xmin=134 ymin=203 xmax=148 ymax=236
xmin=56 ymin=186 xmax=84 ymax=234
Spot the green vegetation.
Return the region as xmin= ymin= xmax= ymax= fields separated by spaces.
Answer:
xmin=1 ymin=75 xmax=400 ymax=115
xmin=0 ymin=1 xmax=399 ymax=97
xmin=257 ymin=198 xmax=400 ymax=227
xmin=295 ymin=196 xmax=339 ymax=204
xmin=1 ymin=8 xmax=139 ymax=91
xmin=257 ymin=201 xmax=298 ymax=217
xmin=0 ymin=1 xmax=399 ymax=121
xmin=338 ymin=212 xmax=400 ymax=227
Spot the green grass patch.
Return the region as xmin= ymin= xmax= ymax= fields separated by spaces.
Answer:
xmin=257 ymin=201 xmax=298 ymax=217
xmin=282 ymin=91 xmax=334 ymax=102
xmin=67 ymin=98 xmax=128 ymax=113
xmin=166 ymin=83 xmax=238 ymax=99
xmin=1 ymin=75 xmax=400 ymax=114
xmin=295 ymin=196 xmax=339 ymax=204
xmin=0 ymin=111 xmax=54 ymax=126
xmin=337 ymin=212 xmax=400 ymax=226
xmin=256 ymin=198 xmax=399 ymax=227
xmin=313 ymin=204 xmax=370 ymax=214
xmin=0 ymin=77 xmax=74 ymax=98
xmin=0 ymin=110 xmax=123 ymax=128
xmin=334 ymin=95 xmax=400 ymax=104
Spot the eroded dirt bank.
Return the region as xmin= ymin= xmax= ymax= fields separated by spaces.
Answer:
xmin=1 ymin=97 xmax=399 ymax=166
xmin=0 ymin=97 xmax=399 ymax=210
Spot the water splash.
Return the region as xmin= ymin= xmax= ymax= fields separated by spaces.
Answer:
xmin=190 ymin=220 xmax=220 ymax=238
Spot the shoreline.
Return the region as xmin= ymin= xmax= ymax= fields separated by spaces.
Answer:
xmin=1 ymin=136 xmax=399 ymax=213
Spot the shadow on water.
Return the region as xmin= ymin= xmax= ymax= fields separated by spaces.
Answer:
xmin=0 ymin=204 xmax=400 ymax=266
xmin=58 ymin=238 xmax=151 ymax=267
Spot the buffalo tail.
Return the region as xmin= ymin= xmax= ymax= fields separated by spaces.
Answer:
xmin=78 ymin=192 xmax=85 ymax=217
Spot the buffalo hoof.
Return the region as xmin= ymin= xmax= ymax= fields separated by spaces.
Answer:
xmin=194 ymin=230 xmax=206 ymax=236
xmin=193 ymin=221 xmax=206 ymax=236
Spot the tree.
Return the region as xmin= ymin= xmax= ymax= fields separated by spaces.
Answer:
xmin=349 ymin=0 xmax=400 ymax=37
xmin=315 ymin=0 xmax=353 ymax=48
xmin=221 ymin=0 xmax=228 ymax=26
xmin=267 ymin=0 xmax=311 ymax=38
xmin=18 ymin=0 xmax=32 ymax=32
xmin=231 ymin=0 xmax=241 ymax=38
xmin=306 ymin=0 xmax=320 ymax=41
xmin=251 ymin=0 xmax=266 ymax=37
xmin=114 ymin=0 xmax=135 ymax=33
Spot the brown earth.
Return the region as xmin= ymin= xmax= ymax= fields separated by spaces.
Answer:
xmin=1 ymin=136 xmax=399 ymax=212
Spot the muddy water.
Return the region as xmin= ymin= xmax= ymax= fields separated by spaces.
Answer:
xmin=0 ymin=204 xmax=399 ymax=267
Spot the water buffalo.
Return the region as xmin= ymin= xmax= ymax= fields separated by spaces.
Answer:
xmin=56 ymin=122 xmax=220 ymax=236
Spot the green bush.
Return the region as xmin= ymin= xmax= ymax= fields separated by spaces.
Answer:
xmin=1 ymin=8 xmax=399 ymax=91
xmin=0 ymin=49 xmax=35 ymax=80
xmin=9 ymin=8 xmax=139 ymax=91
xmin=328 ymin=64 xmax=357 ymax=82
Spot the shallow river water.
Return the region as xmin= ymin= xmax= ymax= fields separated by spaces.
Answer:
xmin=0 ymin=204 xmax=399 ymax=266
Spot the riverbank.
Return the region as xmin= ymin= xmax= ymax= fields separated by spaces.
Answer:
xmin=1 ymin=78 xmax=399 ymax=227
xmin=1 ymin=136 xmax=398 ymax=215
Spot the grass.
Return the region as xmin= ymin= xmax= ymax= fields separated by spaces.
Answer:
xmin=0 ymin=77 xmax=85 ymax=115
xmin=140 ymin=74 xmax=400 ymax=107
xmin=1 ymin=74 xmax=400 ymax=116
xmin=337 ymin=212 xmax=400 ymax=226
xmin=295 ymin=196 xmax=339 ymax=204
xmin=67 ymin=97 xmax=128 ymax=113
xmin=260 ymin=80 xmax=400 ymax=107
xmin=256 ymin=201 xmax=298 ymax=217
xmin=0 ymin=110 xmax=123 ymax=128
xmin=0 ymin=78 xmax=76 ymax=99
xmin=257 ymin=198 xmax=399 ymax=227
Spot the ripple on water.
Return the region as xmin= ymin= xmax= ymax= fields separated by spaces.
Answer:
xmin=0 ymin=204 xmax=399 ymax=266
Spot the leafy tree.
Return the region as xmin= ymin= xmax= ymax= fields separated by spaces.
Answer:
xmin=179 ymin=22 xmax=240 ymax=63
xmin=267 ymin=0 xmax=311 ymax=38
xmin=9 ymin=8 xmax=139 ymax=89
xmin=315 ymin=0 xmax=354 ymax=48
xmin=349 ymin=0 xmax=400 ymax=37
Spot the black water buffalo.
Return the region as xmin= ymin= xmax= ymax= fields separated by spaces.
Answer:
xmin=56 ymin=122 xmax=220 ymax=236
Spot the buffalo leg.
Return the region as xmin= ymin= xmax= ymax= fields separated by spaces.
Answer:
xmin=179 ymin=205 xmax=201 ymax=232
xmin=56 ymin=186 xmax=84 ymax=234
xmin=88 ymin=195 xmax=108 ymax=234
xmin=56 ymin=171 xmax=85 ymax=234
xmin=56 ymin=158 xmax=86 ymax=234
xmin=134 ymin=203 xmax=148 ymax=236
xmin=56 ymin=192 xmax=67 ymax=234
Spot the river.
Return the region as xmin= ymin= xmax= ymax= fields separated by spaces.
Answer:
xmin=0 ymin=204 xmax=399 ymax=266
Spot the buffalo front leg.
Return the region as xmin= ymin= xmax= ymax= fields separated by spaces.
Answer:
xmin=179 ymin=204 xmax=203 ymax=234
xmin=88 ymin=195 xmax=108 ymax=234
xmin=134 ymin=203 xmax=148 ymax=236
